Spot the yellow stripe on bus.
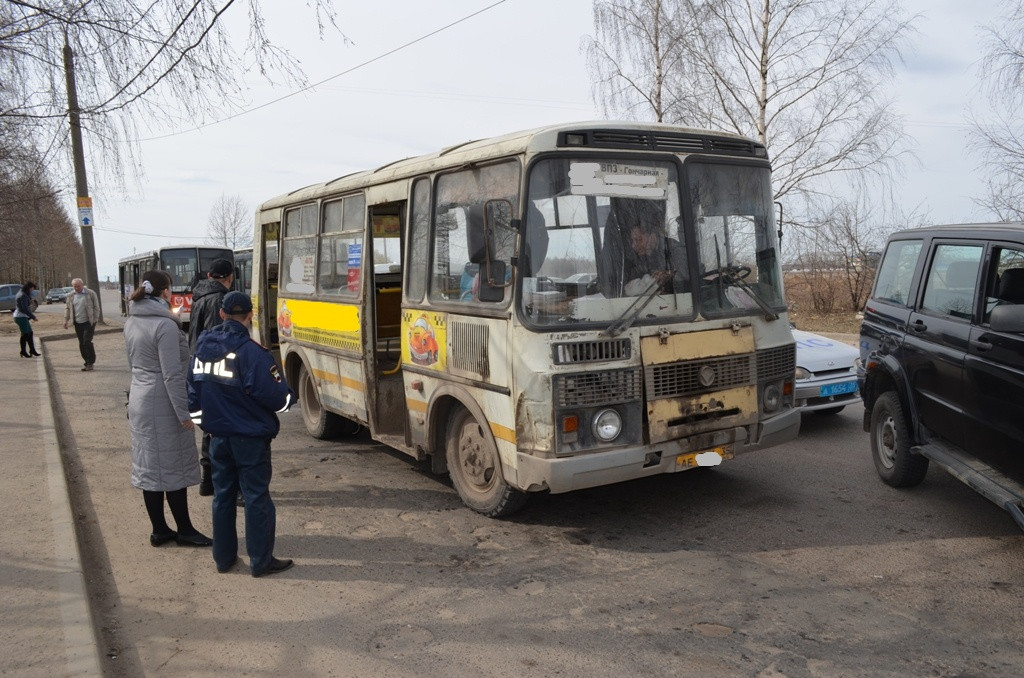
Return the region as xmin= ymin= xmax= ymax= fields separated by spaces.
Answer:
xmin=312 ymin=368 xmax=364 ymax=392
xmin=490 ymin=421 xmax=516 ymax=444
xmin=403 ymin=399 xmax=514 ymax=442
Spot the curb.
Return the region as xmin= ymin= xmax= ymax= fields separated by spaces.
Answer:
xmin=38 ymin=336 xmax=104 ymax=677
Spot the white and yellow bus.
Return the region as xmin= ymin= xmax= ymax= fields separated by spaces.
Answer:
xmin=251 ymin=122 xmax=799 ymax=516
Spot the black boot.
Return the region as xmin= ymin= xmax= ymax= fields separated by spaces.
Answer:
xmin=27 ymin=334 xmax=40 ymax=356
xmin=19 ymin=336 xmax=29 ymax=357
xmin=199 ymin=464 xmax=213 ymax=496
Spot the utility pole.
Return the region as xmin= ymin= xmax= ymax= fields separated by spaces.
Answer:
xmin=63 ymin=37 xmax=104 ymax=322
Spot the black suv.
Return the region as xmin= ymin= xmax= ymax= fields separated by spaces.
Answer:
xmin=859 ymin=223 xmax=1024 ymax=530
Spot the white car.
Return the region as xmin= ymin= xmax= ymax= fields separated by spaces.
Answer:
xmin=793 ymin=329 xmax=862 ymax=415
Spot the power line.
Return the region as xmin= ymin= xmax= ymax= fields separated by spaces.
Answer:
xmin=93 ymin=224 xmax=206 ymax=240
xmin=315 ymin=84 xmax=593 ymax=111
xmin=138 ymin=0 xmax=509 ymax=142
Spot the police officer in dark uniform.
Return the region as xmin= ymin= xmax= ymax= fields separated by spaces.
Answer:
xmin=188 ymin=257 xmax=235 ymax=495
xmin=187 ymin=291 xmax=297 ymax=577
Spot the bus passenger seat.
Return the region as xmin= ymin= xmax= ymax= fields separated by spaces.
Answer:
xmin=376 ymin=287 xmax=402 ymax=338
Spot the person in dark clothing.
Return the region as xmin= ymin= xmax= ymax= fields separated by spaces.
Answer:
xmin=187 ymin=291 xmax=296 ymax=577
xmin=187 ymin=258 xmax=235 ymax=495
xmin=600 ymin=198 xmax=690 ymax=297
xmin=14 ymin=282 xmax=40 ymax=357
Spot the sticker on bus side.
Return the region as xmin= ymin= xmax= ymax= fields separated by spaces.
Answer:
xmin=403 ymin=311 xmax=447 ymax=370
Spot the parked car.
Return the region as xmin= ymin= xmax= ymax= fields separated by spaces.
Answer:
xmin=860 ymin=223 xmax=1024 ymax=530
xmin=46 ymin=286 xmax=73 ymax=304
xmin=792 ymin=329 xmax=861 ymax=415
xmin=0 ymin=283 xmax=39 ymax=313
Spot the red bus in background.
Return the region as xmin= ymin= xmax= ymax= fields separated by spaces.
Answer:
xmin=118 ymin=245 xmax=234 ymax=327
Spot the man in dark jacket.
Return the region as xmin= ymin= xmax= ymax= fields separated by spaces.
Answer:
xmin=600 ymin=198 xmax=689 ymax=297
xmin=188 ymin=258 xmax=234 ymax=495
xmin=187 ymin=291 xmax=297 ymax=577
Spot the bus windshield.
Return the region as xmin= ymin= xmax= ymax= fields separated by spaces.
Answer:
xmin=160 ymin=247 xmax=233 ymax=293
xmin=521 ymin=157 xmax=783 ymax=327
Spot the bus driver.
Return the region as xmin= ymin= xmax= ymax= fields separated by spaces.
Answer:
xmin=601 ymin=198 xmax=689 ymax=297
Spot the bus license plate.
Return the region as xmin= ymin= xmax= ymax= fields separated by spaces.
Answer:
xmin=820 ymin=381 xmax=858 ymax=397
xmin=676 ymin=445 xmax=734 ymax=470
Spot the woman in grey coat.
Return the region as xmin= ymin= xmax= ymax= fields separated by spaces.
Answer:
xmin=125 ymin=270 xmax=211 ymax=547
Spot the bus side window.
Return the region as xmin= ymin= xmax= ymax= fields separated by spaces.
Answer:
xmin=430 ymin=161 xmax=520 ymax=306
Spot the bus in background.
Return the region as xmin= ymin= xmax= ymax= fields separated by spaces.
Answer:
xmin=251 ymin=122 xmax=798 ymax=517
xmin=118 ymin=245 xmax=234 ymax=327
xmin=233 ymin=246 xmax=253 ymax=296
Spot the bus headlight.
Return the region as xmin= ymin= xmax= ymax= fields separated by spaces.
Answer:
xmin=592 ymin=408 xmax=622 ymax=442
xmin=762 ymin=384 xmax=782 ymax=413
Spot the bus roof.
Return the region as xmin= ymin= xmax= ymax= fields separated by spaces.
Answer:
xmin=117 ymin=244 xmax=234 ymax=265
xmin=258 ymin=121 xmax=764 ymax=211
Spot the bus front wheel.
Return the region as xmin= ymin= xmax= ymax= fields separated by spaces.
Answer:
xmin=297 ymin=363 xmax=360 ymax=439
xmin=445 ymin=407 xmax=527 ymax=517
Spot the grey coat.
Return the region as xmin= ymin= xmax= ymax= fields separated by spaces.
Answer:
xmin=124 ymin=296 xmax=200 ymax=491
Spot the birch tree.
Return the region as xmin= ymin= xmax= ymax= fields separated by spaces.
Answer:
xmin=586 ymin=0 xmax=915 ymax=221
xmin=973 ymin=0 xmax=1024 ymax=220
xmin=587 ymin=0 xmax=694 ymax=122
xmin=207 ymin=192 xmax=251 ymax=249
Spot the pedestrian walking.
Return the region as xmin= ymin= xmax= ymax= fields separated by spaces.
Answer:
xmin=188 ymin=291 xmax=296 ymax=577
xmin=125 ymin=270 xmax=212 ymax=548
xmin=187 ymin=258 xmax=235 ymax=496
xmin=63 ymin=278 xmax=100 ymax=371
xmin=13 ymin=282 xmax=40 ymax=358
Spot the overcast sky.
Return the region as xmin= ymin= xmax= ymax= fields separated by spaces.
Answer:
xmin=83 ymin=0 xmax=1006 ymax=280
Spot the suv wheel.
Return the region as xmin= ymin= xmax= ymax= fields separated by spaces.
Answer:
xmin=870 ymin=392 xmax=928 ymax=487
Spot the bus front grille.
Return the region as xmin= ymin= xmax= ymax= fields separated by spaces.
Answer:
xmin=554 ymin=368 xmax=642 ymax=407
xmin=646 ymin=355 xmax=754 ymax=399
xmin=552 ymin=338 xmax=631 ymax=364
xmin=756 ymin=343 xmax=796 ymax=382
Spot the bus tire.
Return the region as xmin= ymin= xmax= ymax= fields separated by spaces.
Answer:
xmin=870 ymin=391 xmax=928 ymax=488
xmin=446 ymin=407 xmax=527 ymax=517
xmin=298 ymin=362 xmax=359 ymax=439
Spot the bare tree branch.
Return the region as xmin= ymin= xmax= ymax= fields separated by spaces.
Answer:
xmin=206 ymin=192 xmax=252 ymax=249
xmin=586 ymin=0 xmax=915 ymax=234
xmin=0 ymin=0 xmax=343 ymax=196
xmin=971 ymin=0 xmax=1024 ymax=220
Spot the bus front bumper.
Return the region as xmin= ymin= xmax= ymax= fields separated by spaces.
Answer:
xmin=513 ymin=407 xmax=800 ymax=495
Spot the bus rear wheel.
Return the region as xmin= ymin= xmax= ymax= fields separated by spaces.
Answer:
xmin=297 ymin=362 xmax=360 ymax=439
xmin=445 ymin=407 xmax=527 ymax=517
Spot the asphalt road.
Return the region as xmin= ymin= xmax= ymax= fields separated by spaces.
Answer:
xmin=49 ymin=294 xmax=1024 ymax=678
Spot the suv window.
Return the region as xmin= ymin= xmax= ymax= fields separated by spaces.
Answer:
xmin=920 ymin=244 xmax=983 ymax=320
xmin=983 ymin=246 xmax=1024 ymax=323
xmin=872 ymin=239 xmax=922 ymax=305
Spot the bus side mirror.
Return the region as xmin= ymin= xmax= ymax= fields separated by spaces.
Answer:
xmin=479 ymin=260 xmax=505 ymax=302
xmin=467 ymin=203 xmax=490 ymax=265
xmin=471 ymin=199 xmax=514 ymax=264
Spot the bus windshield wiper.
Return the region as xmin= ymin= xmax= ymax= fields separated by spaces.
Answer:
xmin=704 ymin=236 xmax=778 ymax=321
xmin=602 ymin=271 xmax=668 ymax=337
xmin=704 ymin=264 xmax=779 ymax=321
